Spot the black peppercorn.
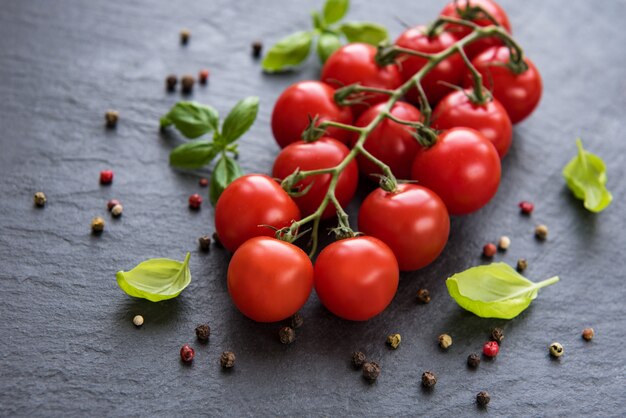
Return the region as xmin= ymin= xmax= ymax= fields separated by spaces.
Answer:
xmin=180 ymin=29 xmax=190 ymax=45
xmin=166 ymin=74 xmax=177 ymax=92
xmin=421 ymin=371 xmax=437 ymax=388
xmin=198 ymin=235 xmax=211 ymax=252
xmin=476 ymin=391 xmax=490 ymax=407
xmin=467 ymin=353 xmax=481 ymax=368
xmin=490 ymin=327 xmax=504 ymax=344
xmin=181 ymin=75 xmax=195 ymax=94
xmin=105 ymin=110 xmax=119 ymax=128
xmin=195 ymin=324 xmax=210 ymax=342
xmin=212 ymin=232 xmax=223 ymax=248
xmin=352 ymin=351 xmax=367 ymax=369
xmin=516 ymin=258 xmax=528 ymax=272
xmin=220 ymin=351 xmax=236 ymax=368
xmin=416 ymin=288 xmax=431 ymax=304
xmin=291 ymin=312 xmax=304 ymax=329
xmin=278 ymin=326 xmax=295 ymax=344
xmin=362 ymin=361 xmax=380 ymax=382
xmin=251 ymin=40 xmax=263 ymax=58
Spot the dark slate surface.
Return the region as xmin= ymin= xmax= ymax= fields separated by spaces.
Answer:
xmin=1 ymin=0 xmax=625 ymax=416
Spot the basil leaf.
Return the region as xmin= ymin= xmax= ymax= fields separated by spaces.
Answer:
xmin=169 ymin=140 xmax=218 ymax=169
xmin=210 ymin=155 xmax=243 ymax=205
xmin=446 ymin=263 xmax=559 ymax=319
xmin=116 ymin=253 xmax=191 ymax=302
xmin=262 ymin=31 xmax=314 ymax=72
xmin=311 ymin=11 xmax=325 ymax=31
xmin=160 ymin=102 xmax=219 ymax=139
xmin=317 ymin=31 xmax=342 ymax=63
xmin=562 ymin=138 xmax=612 ymax=213
xmin=338 ymin=22 xmax=388 ymax=45
xmin=221 ymin=97 xmax=259 ymax=144
xmin=323 ymin=0 xmax=349 ymax=25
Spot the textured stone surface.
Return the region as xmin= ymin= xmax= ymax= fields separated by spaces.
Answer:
xmin=1 ymin=0 xmax=625 ymax=416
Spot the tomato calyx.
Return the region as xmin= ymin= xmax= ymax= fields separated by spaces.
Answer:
xmin=454 ymin=3 xmax=501 ymax=27
xmin=279 ymin=168 xmax=317 ymax=198
xmin=382 ymin=111 xmax=439 ymax=148
xmin=334 ymin=83 xmax=395 ymax=108
xmin=301 ymin=115 xmax=327 ymax=142
xmin=370 ymin=174 xmax=399 ymax=193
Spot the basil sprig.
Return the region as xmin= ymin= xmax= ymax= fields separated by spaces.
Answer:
xmin=160 ymin=97 xmax=259 ymax=205
xmin=262 ymin=0 xmax=388 ymax=72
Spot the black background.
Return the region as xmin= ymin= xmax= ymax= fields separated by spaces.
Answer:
xmin=1 ymin=0 xmax=625 ymax=416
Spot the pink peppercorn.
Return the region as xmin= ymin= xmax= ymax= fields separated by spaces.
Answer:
xmin=199 ymin=69 xmax=209 ymax=84
xmin=107 ymin=199 xmax=121 ymax=211
xmin=519 ymin=201 xmax=534 ymax=215
xmin=482 ymin=341 xmax=499 ymax=357
xmin=180 ymin=344 xmax=195 ymax=362
xmin=100 ymin=170 xmax=114 ymax=185
xmin=189 ymin=193 xmax=203 ymax=210
xmin=199 ymin=178 xmax=209 ymax=187
xmin=483 ymin=243 xmax=497 ymax=258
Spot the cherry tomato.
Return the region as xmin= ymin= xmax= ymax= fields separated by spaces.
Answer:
xmin=215 ymin=174 xmax=301 ymax=252
xmin=351 ymin=101 xmax=422 ymax=180
xmin=320 ymin=43 xmax=402 ymax=115
xmin=394 ymin=26 xmax=464 ymax=105
xmin=411 ymin=128 xmax=501 ymax=215
xmin=432 ymin=90 xmax=512 ymax=158
xmin=228 ymin=237 xmax=314 ymax=322
xmin=468 ymin=46 xmax=542 ymax=124
xmin=440 ymin=0 xmax=512 ymax=58
xmin=358 ymin=184 xmax=450 ymax=271
xmin=314 ymin=236 xmax=399 ymax=321
xmin=271 ymin=81 xmax=354 ymax=148
xmin=272 ymin=137 xmax=358 ymax=219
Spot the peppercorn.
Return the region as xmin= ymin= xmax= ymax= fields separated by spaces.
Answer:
xmin=165 ymin=74 xmax=178 ymax=92
xmin=519 ymin=201 xmax=534 ymax=215
xmin=483 ymin=243 xmax=497 ymax=258
xmin=476 ymin=391 xmax=490 ymax=407
xmin=195 ymin=323 xmax=210 ymax=342
xmin=107 ymin=199 xmax=120 ymax=211
xmin=111 ymin=204 xmax=123 ymax=218
xmin=549 ymin=342 xmax=563 ymax=358
xmin=438 ymin=333 xmax=452 ymax=349
xmin=181 ymin=75 xmax=195 ymax=94
xmin=416 ymin=288 xmax=431 ymax=304
xmin=516 ymin=258 xmax=528 ymax=272
xmin=180 ymin=344 xmax=194 ymax=363
xmin=467 ymin=353 xmax=481 ymax=368
xmin=251 ymin=40 xmax=263 ymax=58
xmin=291 ymin=312 xmax=304 ymax=329
xmin=199 ymin=69 xmax=209 ymax=85
xmin=278 ymin=326 xmax=295 ymax=344
xmin=91 ymin=216 xmax=105 ymax=234
xmin=198 ymin=235 xmax=211 ymax=252
xmin=535 ymin=224 xmax=548 ymax=240
xmin=188 ymin=193 xmax=202 ymax=210
xmin=421 ymin=371 xmax=437 ymax=388
xmin=105 ymin=110 xmax=119 ymax=128
xmin=100 ymin=170 xmax=114 ymax=185
xmin=386 ymin=333 xmax=401 ymax=349
xmin=582 ymin=328 xmax=594 ymax=341
xmin=362 ymin=361 xmax=380 ymax=382
xmin=497 ymin=236 xmax=510 ymax=251
xmin=351 ymin=351 xmax=367 ymax=369
xmin=220 ymin=351 xmax=236 ymax=368
xmin=199 ymin=177 xmax=209 ymax=187
xmin=490 ymin=327 xmax=504 ymax=344
xmin=34 ymin=192 xmax=47 ymax=207
xmin=212 ymin=232 xmax=223 ymax=248
xmin=132 ymin=315 xmax=144 ymax=327
xmin=482 ymin=341 xmax=499 ymax=357
xmin=180 ymin=29 xmax=190 ymax=45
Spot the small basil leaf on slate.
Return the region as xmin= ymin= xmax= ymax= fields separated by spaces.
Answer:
xmin=160 ymin=102 xmax=219 ymax=139
xmin=221 ymin=96 xmax=259 ymax=144
xmin=262 ymin=31 xmax=314 ymax=72
xmin=317 ymin=31 xmax=342 ymax=63
xmin=323 ymin=0 xmax=349 ymax=25
xmin=210 ymin=155 xmax=243 ymax=205
xmin=169 ymin=140 xmax=218 ymax=169
xmin=338 ymin=22 xmax=388 ymax=45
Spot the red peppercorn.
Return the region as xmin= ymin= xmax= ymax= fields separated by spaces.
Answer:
xmin=199 ymin=178 xmax=209 ymax=187
xmin=483 ymin=243 xmax=497 ymax=258
xmin=100 ymin=170 xmax=114 ymax=185
xmin=189 ymin=193 xmax=203 ymax=210
xmin=180 ymin=344 xmax=195 ymax=362
xmin=199 ymin=69 xmax=209 ymax=84
xmin=519 ymin=201 xmax=534 ymax=215
xmin=107 ymin=199 xmax=121 ymax=211
xmin=482 ymin=341 xmax=499 ymax=357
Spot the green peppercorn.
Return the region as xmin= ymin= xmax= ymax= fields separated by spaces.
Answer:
xmin=34 ymin=192 xmax=47 ymax=207
xmin=386 ymin=333 xmax=401 ymax=349
xmin=180 ymin=29 xmax=190 ymax=45
xmin=535 ymin=224 xmax=548 ymax=240
xmin=105 ymin=110 xmax=119 ymax=128
xmin=516 ymin=258 xmax=528 ymax=272
xmin=438 ymin=333 xmax=452 ymax=349
xmin=549 ymin=342 xmax=563 ymax=358
xmin=91 ymin=216 xmax=105 ymax=234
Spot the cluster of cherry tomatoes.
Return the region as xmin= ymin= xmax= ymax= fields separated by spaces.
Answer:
xmin=215 ymin=0 xmax=543 ymax=323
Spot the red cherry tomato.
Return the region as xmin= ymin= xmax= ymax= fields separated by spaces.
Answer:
xmin=432 ymin=90 xmax=512 ymax=158
xmin=215 ymin=174 xmax=301 ymax=252
xmin=359 ymin=184 xmax=450 ymax=271
xmin=394 ymin=26 xmax=464 ymax=105
xmin=314 ymin=236 xmax=399 ymax=321
xmin=411 ymin=128 xmax=501 ymax=215
xmin=320 ymin=43 xmax=402 ymax=115
xmin=351 ymin=101 xmax=422 ymax=180
xmin=440 ymin=0 xmax=512 ymax=58
xmin=468 ymin=46 xmax=542 ymax=124
xmin=272 ymin=137 xmax=358 ymax=219
xmin=228 ymin=237 xmax=314 ymax=322
xmin=271 ymin=81 xmax=353 ymax=148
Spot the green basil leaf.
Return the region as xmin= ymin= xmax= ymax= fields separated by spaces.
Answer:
xmin=262 ymin=31 xmax=314 ymax=72
xmin=160 ymin=102 xmax=219 ymax=139
xmin=169 ymin=140 xmax=218 ymax=169
xmin=323 ymin=0 xmax=349 ymax=25
xmin=446 ymin=263 xmax=559 ymax=319
xmin=221 ymin=96 xmax=259 ymax=144
xmin=338 ymin=22 xmax=388 ymax=45
xmin=210 ymin=155 xmax=243 ymax=205
xmin=317 ymin=31 xmax=342 ymax=63
xmin=116 ymin=253 xmax=191 ymax=302
xmin=311 ymin=11 xmax=325 ymax=30
xmin=562 ymin=138 xmax=613 ymax=213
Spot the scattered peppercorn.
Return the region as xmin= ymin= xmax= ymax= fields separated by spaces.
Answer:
xmin=582 ymin=328 xmax=594 ymax=341
xmin=199 ymin=69 xmax=209 ymax=85
xmin=291 ymin=312 xmax=304 ymax=329
xmin=416 ymin=288 xmax=431 ymax=304
xmin=107 ymin=199 xmax=120 ymax=211
xmin=251 ymin=40 xmax=263 ymax=58
xmin=111 ymin=204 xmax=123 ymax=218
xmin=220 ymin=351 xmax=236 ymax=368
xmin=34 ymin=192 xmax=47 ymax=207
xmin=91 ymin=216 xmax=105 ymax=234
xmin=352 ymin=351 xmax=367 ymax=369
xmin=421 ymin=371 xmax=437 ymax=388
xmin=362 ymin=361 xmax=381 ymax=382
xmin=549 ymin=342 xmax=563 ymax=358
xmin=278 ymin=326 xmax=295 ymax=344
xmin=483 ymin=243 xmax=497 ymax=258
xmin=490 ymin=327 xmax=504 ymax=344
xmin=198 ymin=235 xmax=211 ymax=251
xmin=497 ymin=236 xmax=510 ymax=251
xmin=519 ymin=201 xmax=534 ymax=215
xmin=180 ymin=344 xmax=195 ymax=363
xmin=476 ymin=391 xmax=490 ymax=407
xmin=482 ymin=341 xmax=499 ymax=357
xmin=195 ymin=324 xmax=210 ymax=342
xmin=132 ymin=315 xmax=144 ymax=327
xmin=535 ymin=224 xmax=548 ymax=240
xmin=188 ymin=193 xmax=203 ymax=210
xmin=181 ymin=75 xmax=195 ymax=94
xmin=212 ymin=232 xmax=223 ymax=248
xmin=438 ymin=333 xmax=453 ymax=349
xmin=199 ymin=177 xmax=209 ymax=187
xmin=386 ymin=333 xmax=401 ymax=349
xmin=105 ymin=110 xmax=119 ymax=128
xmin=467 ymin=353 xmax=481 ymax=368
xmin=180 ymin=29 xmax=190 ymax=45
xmin=100 ymin=170 xmax=114 ymax=185
xmin=516 ymin=258 xmax=528 ymax=272
xmin=165 ymin=74 xmax=178 ymax=92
